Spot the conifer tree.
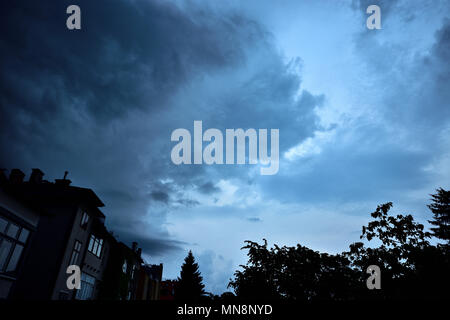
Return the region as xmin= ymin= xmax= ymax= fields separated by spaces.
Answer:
xmin=428 ymin=188 xmax=450 ymax=246
xmin=175 ymin=250 xmax=205 ymax=300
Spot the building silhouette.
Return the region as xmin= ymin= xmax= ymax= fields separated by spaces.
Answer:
xmin=0 ymin=168 xmax=162 ymax=300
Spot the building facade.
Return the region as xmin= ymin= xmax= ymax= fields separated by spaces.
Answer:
xmin=0 ymin=168 xmax=162 ymax=301
xmin=136 ymin=263 xmax=163 ymax=300
xmin=99 ymin=240 xmax=143 ymax=300
xmin=160 ymin=280 xmax=177 ymax=300
xmin=0 ymin=169 xmax=41 ymax=299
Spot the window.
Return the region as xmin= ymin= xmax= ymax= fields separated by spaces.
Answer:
xmin=0 ymin=216 xmax=30 ymax=273
xmin=69 ymin=240 xmax=82 ymax=265
xmin=131 ymin=264 xmax=136 ymax=279
xmin=75 ymin=272 xmax=96 ymax=300
xmin=80 ymin=211 xmax=89 ymax=227
xmin=87 ymin=234 xmax=103 ymax=258
xmin=18 ymin=229 xmax=29 ymax=243
xmin=6 ymin=223 xmax=19 ymax=238
xmin=122 ymin=260 xmax=127 ymax=273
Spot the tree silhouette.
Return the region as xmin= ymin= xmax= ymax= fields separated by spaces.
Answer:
xmin=228 ymin=239 xmax=359 ymax=301
xmin=175 ymin=250 xmax=206 ymax=300
xmin=428 ymin=188 xmax=450 ymax=248
xmin=346 ymin=202 xmax=434 ymax=299
xmin=230 ymin=188 xmax=450 ymax=300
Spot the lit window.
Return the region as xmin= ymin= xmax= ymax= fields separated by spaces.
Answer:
xmin=18 ymin=229 xmax=29 ymax=243
xmin=76 ymin=272 xmax=96 ymax=300
xmin=6 ymin=223 xmax=19 ymax=238
xmin=80 ymin=211 xmax=89 ymax=227
xmin=87 ymin=234 xmax=103 ymax=258
xmin=122 ymin=260 xmax=127 ymax=273
xmin=0 ymin=215 xmax=30 ymax=273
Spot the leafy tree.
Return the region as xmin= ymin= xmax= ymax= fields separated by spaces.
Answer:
xmin=229 ymin=239 xmax=359 ymax=301
xmin=346 ymin=201 xmax=450 ymax=300
xmin=175 ymin=250 xmax=206 ymax=300
xmin=346 ymin=202 xmax=433 ymax=299
xmin=230 ymin=189 xmax=450 ymax=301
xmin=428 ymin=188 xmax=450 ymax=247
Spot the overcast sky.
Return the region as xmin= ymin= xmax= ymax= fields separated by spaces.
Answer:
xmin=1 ymin=0 xmax=449 ymax=294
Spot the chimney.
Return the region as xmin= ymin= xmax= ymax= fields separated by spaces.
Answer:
xmin=29 ymin=168 xmax=44 ymax=184
xmin=132 ymin=241 xmax=138 ymax=252
xmin=55 ymin=171 xmax=71 ymax=187
xmin=9 ymin=169 xmax=25 ymax=184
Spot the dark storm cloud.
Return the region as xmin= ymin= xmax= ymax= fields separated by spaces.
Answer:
xmin=433 ymin=18 xmax=450 ymax=61
xmin=0 ymin=0 xmax=261 ymax=175
xmin=0 ymin=0 xmax=323 ymax=258
xmin=0 ymin=0 xmax=246 ymax=123
xmin=149 ymin=189 xmax=199 ymax=207
xmin=150 ymin=191 xmax=170 ymax=204
xmin=427 ymin=18 xmax=450 ymax=99
xmin=117 ymin=231 xmax=187 ymax=257
xmin=197 ymin=182 xmax=221 ymax=194
xmin=0 ymin=0 xmax=262 ymax=256
xmin=175 ymin=198 xmax=200 ymax=207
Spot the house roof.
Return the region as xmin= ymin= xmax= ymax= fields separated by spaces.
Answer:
xmin=4 ymin=180 xmax=105 ymax=215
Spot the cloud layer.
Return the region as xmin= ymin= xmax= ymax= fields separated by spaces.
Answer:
xmin=1 ymin=0 xmax=449 ymax=293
